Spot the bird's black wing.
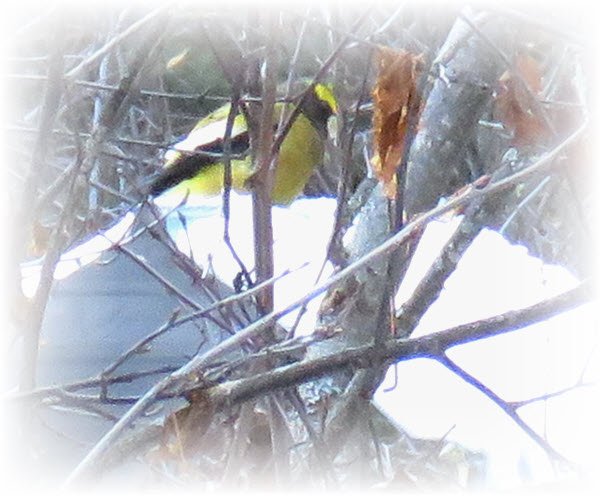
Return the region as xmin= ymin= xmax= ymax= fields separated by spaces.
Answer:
xmin=147 ymin=131 xmax=250 ymax=197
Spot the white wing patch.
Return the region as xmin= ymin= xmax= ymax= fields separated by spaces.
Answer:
xmin=165 ymin=118 xmax=247 ymax=165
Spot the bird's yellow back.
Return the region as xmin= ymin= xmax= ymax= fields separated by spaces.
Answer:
xmin=152 ymin=84 xmax=335 ymax=205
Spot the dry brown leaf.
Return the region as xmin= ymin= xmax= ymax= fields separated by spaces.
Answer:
xmin=516 ymin=52 xmax=543 ymax=94
xmin=494 ymin=52 xmax=547 ymax=147
xmin=371 ymin=47 xmax=423 ymax=198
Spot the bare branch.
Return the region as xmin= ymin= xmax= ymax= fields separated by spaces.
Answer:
xmin=272 ymin=7 xmax=374 ymax=157
xmin=64 ymin=5 xmax=169 ymax=81
xmin=13 ymin=25 xmax=66 ymax=391
xmin=437 ymin=355 xmax=574 ymax=467
xmin=154 ymin=120 xmax=586 ymax=386
xmin=208 ymin=281 xmax=590 ymax=405
xmin=508 ymin=382 xmax=595 ymax=410
xmin=62 ymin=279 xmax=589 ymax=486
xmin=252 ymin=11 xmax=279 ymax=313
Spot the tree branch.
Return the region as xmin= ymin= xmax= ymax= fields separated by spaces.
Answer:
xmin=437 ymin=354 xmax=574 ymax=467
xmin=64 ymin=5 xmax=168 ymax=80
xmin=199 ymin=280 xmax=591 ymax=407
xmin=62 ymin=278 xmax=589 ymax=486
xmin=252 ymin=11 xmax=279 ymax=313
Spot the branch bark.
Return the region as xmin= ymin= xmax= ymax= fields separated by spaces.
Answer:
xmin=203 ymin=280 xmax=591 ymax=406
xmin=61 ymin=278 xmax=590 ymax=486
xmin=404 ymin=11 xmax=507 ymax=218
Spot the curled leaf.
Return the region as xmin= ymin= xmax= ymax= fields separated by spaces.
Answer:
xmin=371 ymin=47 xmax=423 ymax=198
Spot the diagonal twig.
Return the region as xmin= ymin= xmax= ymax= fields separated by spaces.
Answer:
xmin=437 ymin=354 xmax=575 ymax=468
xmin=62 ymin=273 xmax=590 ymax=487
xmin=64 ymin=4 xmax=170 ymax=81
xmin=60 ymin=121 xmax=585 ymax=486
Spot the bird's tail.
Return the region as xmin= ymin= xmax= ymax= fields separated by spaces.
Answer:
xmin=145 ymin=154 xmax=213 ymax=197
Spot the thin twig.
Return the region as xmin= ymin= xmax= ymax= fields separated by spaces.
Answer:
xmin=64 ymin=5 xmax=169 ymax=80
xmin=102 ymin=264 xmax=307 ymax=378
xmin=5 ymin=125 xmax=182 ymax=150
xmin=437 ymin=354 xmax=574 ymax=467
xmin=43 ymin=390 xmax=120 ymax=423
xmin=201 ymin=280 xmax=591 ymax=408
xmin=61 ymin=121 xmax=586 ymax=485
xmin=221 ymin=91 xmax=253 ymax=287
xmin=137 ymin=200 xmax=246 ymax=332
xmin=272 ymin=6 xmax=374 ymax=158
xmin=326 ymin=54 xmax=373 ymax=266
xmin=110 ymin=239 xmax=228 ymax=338
xmin=16 ymin=27 xmax=65 ymax=391
xmin=101 ymin=310 xmax=184 ymax=378
xmin=499 ymin=176 xmax=551 ymax=234
xmin=252 ymin=11 xmax=279 ymax=313
xmin=287 ymin=10 xmax=388 ymax=51
xmin=508 ymin=382 xmax=595 ymax=409
xmin=7 ymin=366 xmax=179 ymax=403
xmin=114 ymin=243 xmax=206 ymax=311
xmin=62 ymin=276 xmax=589 ymax=487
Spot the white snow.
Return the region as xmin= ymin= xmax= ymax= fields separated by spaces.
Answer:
xmin=21 ymin=193 xmax=597 ymax=489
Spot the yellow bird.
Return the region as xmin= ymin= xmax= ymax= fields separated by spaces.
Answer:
xmin=148 ymin=84 xmax=337 ymax=205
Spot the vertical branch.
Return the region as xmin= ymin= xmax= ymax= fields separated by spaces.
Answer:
xmin=323 ymin=13 xmax=375 ymax=265
xmin=221 ymin=89 xmax=253 ymax=287
xmin=198 ymin=22 xmax=253 ymax=286
xmin=21 ymin=149 xmax=85 ymax=391
xmin=88 ymin=32 xmax=114 ymax=212
xmin=16 ymin=24 xmax=65 ymax=391
xmin=252 ymin=12 xmax=279 ymax=314
xmin=381 ymin=55 xmax=431 ymax=342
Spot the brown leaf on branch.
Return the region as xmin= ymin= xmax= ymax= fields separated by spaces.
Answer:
xmin=494 ymin=52 xmax=547 ymax=147
xmin=371 ymin=47 xmax=423 ymax=198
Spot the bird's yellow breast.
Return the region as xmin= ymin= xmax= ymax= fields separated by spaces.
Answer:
xmin=272 ymin=113 xmax=324 ymax=204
